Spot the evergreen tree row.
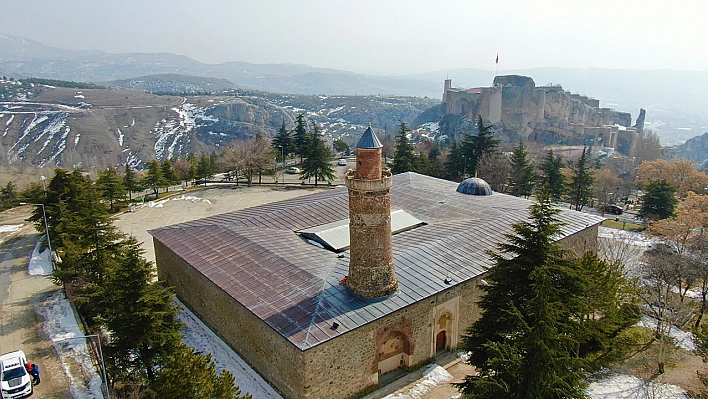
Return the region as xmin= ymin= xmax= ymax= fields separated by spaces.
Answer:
xmin=24 ymin=169 xmax=251 ymax=399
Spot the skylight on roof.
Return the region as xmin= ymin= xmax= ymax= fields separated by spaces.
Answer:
xmin=297 ymin=209 xmax=425 ymax=252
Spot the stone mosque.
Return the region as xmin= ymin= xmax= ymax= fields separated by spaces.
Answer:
xmin=151 ymin=126 xmax=602 ymax=399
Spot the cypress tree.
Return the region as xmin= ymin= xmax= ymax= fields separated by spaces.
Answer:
xmin=300 ymin=123 xmax=335 ymax=186
xmin=567 ymin=147 xmax=595 ymax=211
xmin=509 ymin=140 xmax=535 ymax=198
xmin=538 ymin=149 xmax=565 ymax=201
xmin=391 ymin=121 xmax=416 ymax=174
xmin=123 ymin=163 xmax=139 ymax=201
xmin=293 ymin=113 xmax=309 ymax=163
xmin=97 ymin=166 xmax=126 ymax=210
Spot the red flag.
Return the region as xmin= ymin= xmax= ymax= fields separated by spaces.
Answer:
xmin=495 ymin=53 xmax=498 ymax=64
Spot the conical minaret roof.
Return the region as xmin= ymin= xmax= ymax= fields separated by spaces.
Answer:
xmin=355 ymin=125 xmax=382 ymax=149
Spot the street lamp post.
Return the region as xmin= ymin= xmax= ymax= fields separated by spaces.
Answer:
xmin=20 ymin=202 xmax=54 ymax=270
xmin=462 ymin=155 xmax=467 ymax=179
xmin=278 ymin=145 xmax=285 ymax=185
xmin=53 ymin=334 xmax=109 ymax=399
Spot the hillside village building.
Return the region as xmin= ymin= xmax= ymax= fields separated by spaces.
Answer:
xmin=443 ymin=75 xmax=645 ymax=156
xmin=151 ymin=127 xmax=603 ymax=399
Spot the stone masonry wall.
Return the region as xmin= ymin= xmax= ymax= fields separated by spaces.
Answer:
xmin=558 ymin=224 xmax=600 ymax=257
xmin=347 ymin=188 xmax=397 ymax=298
xmin=154 ymin=239 xmax=306 ymax=399
xmin=301 ymin=279 xmax=486 ymax=399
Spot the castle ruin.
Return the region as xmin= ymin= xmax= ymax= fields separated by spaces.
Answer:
xmin=443 ymin=75 xmax=644 ymax=155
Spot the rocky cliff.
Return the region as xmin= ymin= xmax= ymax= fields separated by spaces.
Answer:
xmin=0 ymin=78 xmax=435 ymax=172
xmin=677 ymin=132 xmax=708 ymax=169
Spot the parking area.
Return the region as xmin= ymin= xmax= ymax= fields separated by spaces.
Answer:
xmin=113 ymin=185 xmax=326 ymax=264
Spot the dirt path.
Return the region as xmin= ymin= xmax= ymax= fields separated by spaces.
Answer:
xmin=0 ymin=208 xmax=72 ymax=398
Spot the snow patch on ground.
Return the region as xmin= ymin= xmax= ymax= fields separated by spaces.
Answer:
xmin=586 ymin=373 xmax=688 ymax=399
xmin=152 ymin=100 xmax=218 ymax=160
xmin=117 ymin=128 xmax=124 ymax=147
xmin=37 ymin=292 xmax=105 ymax=399
xmin=382 ymin=364 xmax=453 ymax=399
xmin=74 ymin=133 xmax=80 ymax=146
xmin=637 ymin=315 xmax=696 ymax=352
xmin=0 ymin=223 xmax=22 ymax=233
xmin=171 ymin=194 xmax=212 ymax=204
xmin=177 ymin=300 xmax=283 ymax=399
xmin=28 ymin=238 xmax=53 ymax=276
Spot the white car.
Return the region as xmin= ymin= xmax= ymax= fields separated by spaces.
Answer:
xmin=337 ymin=158 xmax=348 ymax=166
xmin=285 ymin=167 xmax=301 ymax=174
xmin=0 ymin=350 xmax=32 ymax=399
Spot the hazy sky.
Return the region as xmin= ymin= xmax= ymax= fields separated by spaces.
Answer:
xmin=1 ymin=0 xmax=704 ymax=75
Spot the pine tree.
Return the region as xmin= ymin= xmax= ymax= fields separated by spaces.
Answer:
xmin=100 ymin=237 xmax=184 ymax=383
xmin=96 ymin=166 xmax=126 ymax=210
xmin=391 ymin=121 xmax=416 ymax=174
xmin=151 ymin=343 xmax=252 ymax=399
xmin=143 ymin=160 xmax=166 ymax=196
xmin=272 ymin=118 xmax=294 ymax=160
xmin=509 ymin=140 xmax=535 ymax=198
xmin=293 ymin=113 xmax=309 ymax=163
xmin=567 ymin=147 xmax=595 ymax=211
xmin=640 ymin=179 xmax=679 ymax=221
xmin=123 ymin=163 xmax=140 ymax=201
xmin=444 ymin=140 xmax=465 ymax=181
xmin=194 ymin=154 xmax=215 ymax=186
xmin=161 ymin=158 xmax=180 ymax=192
xmin=457 ymin=192 xmax=587 ymax=399
xmin=462 ymin=116 xmax=499 ymax=178
xmin=538 ymin=149 xmax=565 ymax=201
xmin=300 ymin=123 xmax=335 ymax=186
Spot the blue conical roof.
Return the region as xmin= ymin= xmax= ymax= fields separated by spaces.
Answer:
xmin=356 ymin=125 xmax=382 ymax=149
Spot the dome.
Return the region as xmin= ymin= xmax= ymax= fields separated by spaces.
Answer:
xmin=456 ymin=177 xmax=492 ymax=196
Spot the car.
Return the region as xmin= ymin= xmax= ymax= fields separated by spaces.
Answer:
xmin=603 ymin=204 xmax=624 ymax=215
xmin=285 ymin=166 xmax=301 ymax=174
xmin=0 ymin=350 xmax=32 ymax=399
xmin=337 ymin=158 xmax=348 ymax=166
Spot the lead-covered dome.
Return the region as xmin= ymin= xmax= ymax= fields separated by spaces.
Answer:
xmin=456 ymin=177 xmax=492 ymax=196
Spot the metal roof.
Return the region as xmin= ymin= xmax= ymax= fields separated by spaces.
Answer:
xmin=297 ymin=210 xmax=424 ymax=252
xmin=355 ymin=125 xmax=382 ymax=149
xmin=150 ymin=172 xmax=604 ymax=351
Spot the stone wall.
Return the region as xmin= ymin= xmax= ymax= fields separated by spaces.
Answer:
xmin=558 ymin=223 xmax=600 ymax=257
xmin=154 ymin=239 xmax=306 ymax=399
xmin=301 ymin=279 xmax=486 ymax=399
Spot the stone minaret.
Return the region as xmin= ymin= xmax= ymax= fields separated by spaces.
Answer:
xmin=344 ymin=125 xmax=397 ymax=298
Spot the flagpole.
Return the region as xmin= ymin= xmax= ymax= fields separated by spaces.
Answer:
xmin=495 ymin=53 xmax=499 ymax=80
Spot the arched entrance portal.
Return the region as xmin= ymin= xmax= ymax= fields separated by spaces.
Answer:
xmin=435 ymin=312 xmax=452 ymax=352
xmin=436 ymin=330 xmax=447 ymax=351
xmin=377 ymin=331 xmax=411 ymax=375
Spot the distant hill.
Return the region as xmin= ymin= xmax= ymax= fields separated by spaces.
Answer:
xmin=2 ymin=32 xmax=708 ymax=147
xmin=677 ymin=132 xmax=708 ymax=169
xmin=108 ymin=74 xmax=240 ymax=94
xmin=0 ymin=77 xmax=436 ymax=173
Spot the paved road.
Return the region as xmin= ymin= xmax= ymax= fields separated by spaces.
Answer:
xmin=0 ymin=207 xmax=72 ymax=398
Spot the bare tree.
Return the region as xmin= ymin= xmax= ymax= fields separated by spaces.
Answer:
xmin=593 ymin=167 xmax=621 ymax=216
xmin=638 ymin=249 xmax=696 ymax=374
xmin=221 ymin=135 xmax=273 ymax=187
xmin=598 ymin=229 xmax=645 ymax=272
xmin=476 ymin=153 xmax=511 ymax=193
